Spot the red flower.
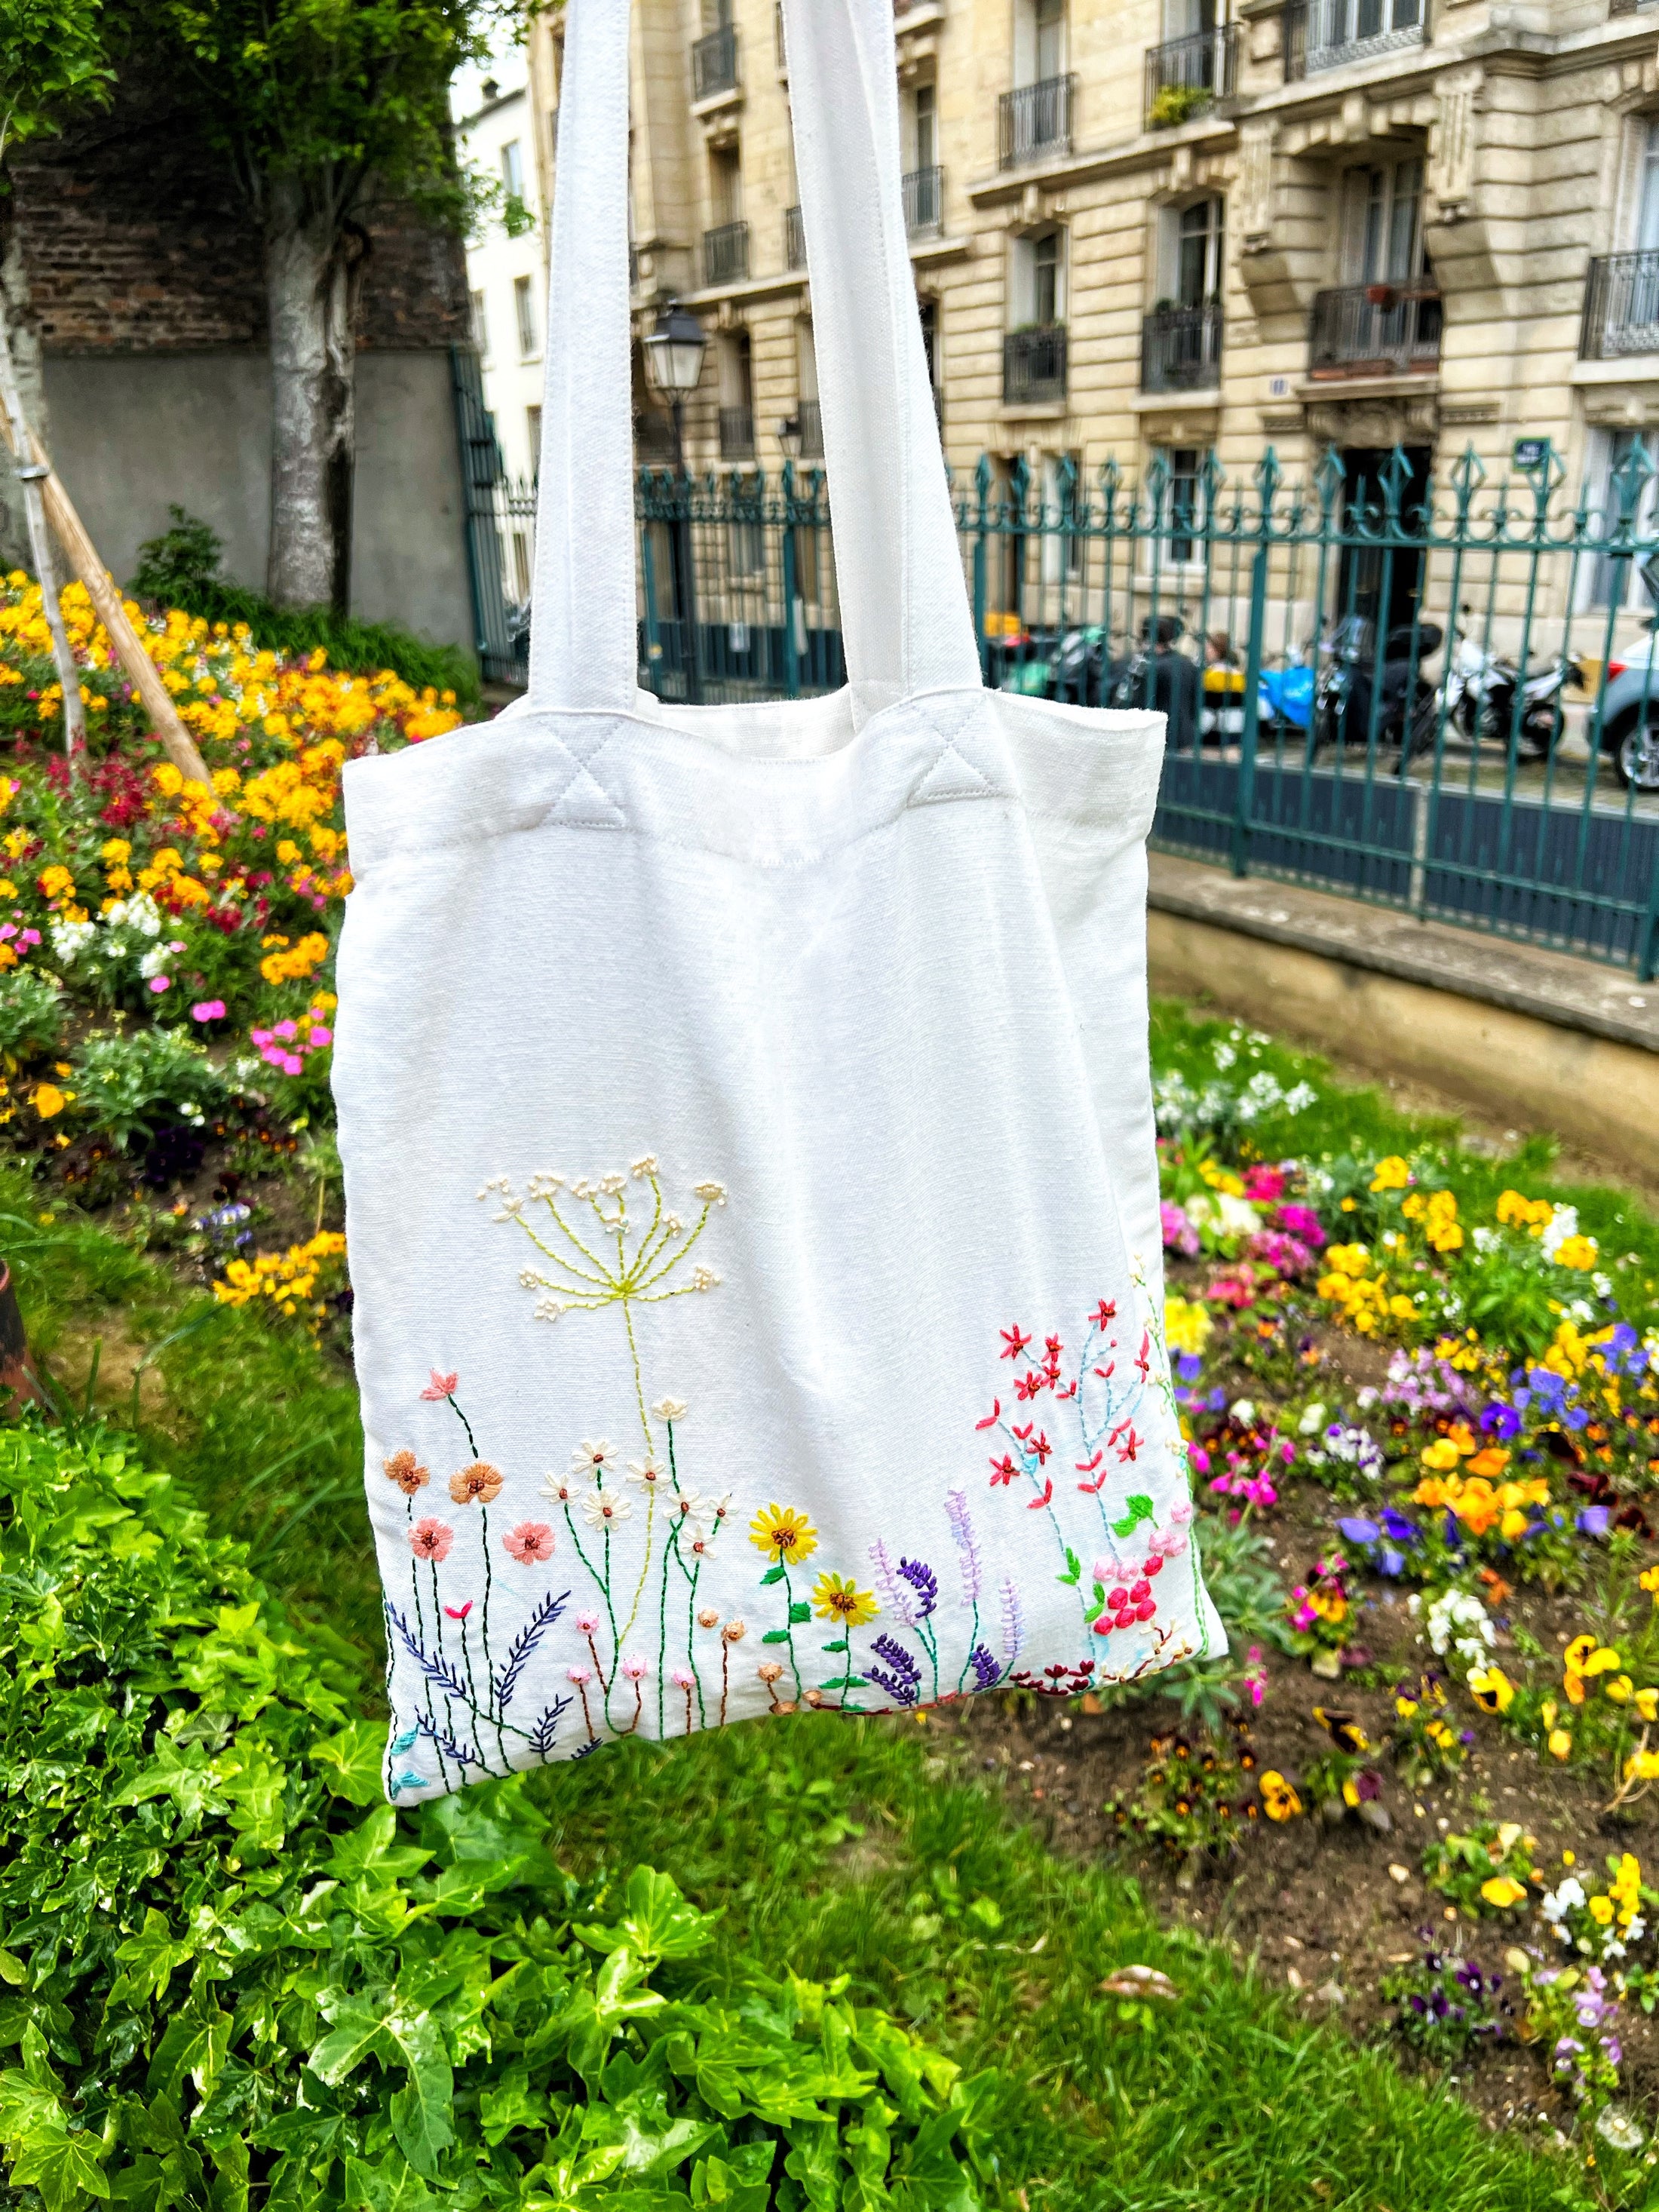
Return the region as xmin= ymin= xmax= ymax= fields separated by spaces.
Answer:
xmin=503 ymin=1520 xmax=557 ymax=1564
xmin=1075 ymin=1450 xmax=1103 ymax=1474
xmin=1027 ymin=1477 xmax=1054 ymax=1509
xmin=1000 ymin=1325 xmax=1032 ymax=1361
xmin=1092 ymin=1613 xmax=1115 ymax=1637
xmin=1095 ymin=1361 xmax=1116 ymax=1382
xmin=1013 ymin=1369 xmax=1047 ymax=1403
xmin=421 ymin=1368 xmax=459 ymax=1401
xmin=989 ymin=1455 xmax=1019 ymax=1486
xmin=1053 ymin=1379 xmax=1078 ymax=1400
xmin=1114 ymin=1426 xmax=1142 ymax=1464
xmin=1134 ymin=1332 xmax=1151 ymax=1382
xmin=975 ymin=1399 xmax=1002 ymax=1431
xmin=1093 ymin=1299 xmax=1117 ymax=1328
xmin=444 ymin=1600 xmax=472 ymax=1620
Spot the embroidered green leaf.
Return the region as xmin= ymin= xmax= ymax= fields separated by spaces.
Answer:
xmin=787 ymin=1603 xmax=811 ymax=1625
xmin=1111 ymin=1494 xmax=1156 ymax=1539
xmin=760 ymin=1629 xmax=792 ymax=1645
xmin=820 ymin=1639 xmax=849 ymax=1654
xmin=1056 ymin=1548 xmax=1081 ymax=1587
xmin=759 ymin=1566 xmax=787 ymax=1588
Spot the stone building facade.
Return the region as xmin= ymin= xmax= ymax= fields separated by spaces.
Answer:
xmin=523 ymin=0 xmax=1659 ymax=647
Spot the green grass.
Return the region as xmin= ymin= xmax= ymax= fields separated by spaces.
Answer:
xmin=0 ymin=1040 xmax=1643 ymax=2207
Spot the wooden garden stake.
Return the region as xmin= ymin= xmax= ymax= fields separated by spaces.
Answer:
xmin=0 ymin=310 xmax=86 ymax=772
xmin=0 ymin=409 xmax=213 ymax=790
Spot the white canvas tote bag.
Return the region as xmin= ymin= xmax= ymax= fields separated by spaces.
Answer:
xmin=333 ymin=0 xmax=1222 ymax=1802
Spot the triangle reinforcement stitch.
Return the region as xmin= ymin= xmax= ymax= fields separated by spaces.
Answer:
xmin=908 ymin=742 xmax=997 ymax=808
xmin=547 ymin=764 xmax=627 ymax=828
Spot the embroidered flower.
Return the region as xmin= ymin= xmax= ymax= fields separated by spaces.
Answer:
xmin=382 ymin=1449 xmax=429 ymax=1496
xmin=653 ymin=1397 xmax=688 ymax=1421
xmin=698 ymin=1606 xmax=721 ymax=1629
xmin=662 ymin=1213 xmax=684 ymax=1237
xmin=722 ymin=1618 xmax=747 ymax=1643
xmin=571 ymin=1439 xmax=616 ymax=1476
xmin=519 ymin=1266 xmax=550 ymax=1290
xmin=812 ymin=1572 xmax=879 ymax=1627
xmin=503 ymin=1520 xmax=556 ymax=1563
xmin=670 ymin=1664 xmax=695 ymax=1689
xmin=421 ymin=1368 xmax=459 ymax=1401
xmin=692 ymin=1266 xmax=720 ymax=1292
xmin=898 ymin=1557 xmax=939 ymax=1619
xmin=409 ymin=1518 xmax=453 ymax=1561
xmin=868 ymin=1633 xmax=922 ymax=1708
xmin=750 ymin=1502 xmax=818 ymax=1563
xmin=566 ymin=1663 xmax=593 ymax=1686
xmin=533 ymin=1298 xmax=565 ymax=1322
xmin=619 ymin=1653 xmax=649 ymax=1680
xmin=541 ymin=1468 xmax=578 ymax=1504
xmin=581 ymin=1489 xmax=634 ymax=1530
xmin=756 ymin=1661 xmax=785 ymax=1684
xmin=475 ymin=1178 xmax=511 ymax=1199
xmin=598 ymin=1172 xmax=627 ymax=1196
xmin=627 ymin=1456 xmax=667 ymax=1489
xmin=693 ymin=1180 xmax=728 ymax=1205
xmin=631 ymin=1154 xmax=658 ymax=1180
xmin=670 ymin=1489 xmax=703 ymax=1524
xmin=444 ymin=1600 xmax=472 ymax=1620
xmin=449 ymin=1461 xmax=504 ymax=1506
xmin=576 ymin=1611 xmax=602 ymax=1634
xmin=527 ymin=1170 xmax=566 ymax=1198
xmin=493 ymin=1195 xmax=525 ymax=1220
xmin=569 ymin=1177 xmax=595 ymax=1200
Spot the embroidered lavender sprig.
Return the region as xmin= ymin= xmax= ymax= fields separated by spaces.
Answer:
xmin=495 ymin=1588 xmax=571 ymax=1710
xmin=897 ymin=1556 xmax=938 ymax=1621
xmin=388 ymin=1603 xmax=468 ymax=1703
xmin=867 ymin=1632 xmax=922 ymax=1709
xmin=944 ymin=1487 xmax=983 ymax=1606
xmin=527 ymin=1695 xmax=573 ymax=1758
xmin=998 ymin=1576 xmax=1024 ymax=1667
xmin=968 ymin=1643 xmax=1001 ymax=1691
xmin=869 ymin=1537 xmax=916 ymax=1628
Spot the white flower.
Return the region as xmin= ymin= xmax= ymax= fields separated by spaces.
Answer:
xmin=653 ymin=1397 xmax=688 ymax=1422
xmin=519 ymin=1266 xmax=549 ymax=1290
xmin=1627 ymin=1913 xmax=1647 ymax=1944
xmin=540 ymin=1468 xmax=576 ymax=1503
xmin=630 ymin=1154 xmax=658 ymax=1180
xmin=1543 ymin=1877 xmax=1587 ymax=1923
xmin=627 ymin=1456 xmax=667 ymax=1489
xmin=138 ymin=942 xmax=173 ymax=980
xmin=694 ymin=1490 xmax=733 ymax=1538
xmin=1229 ymin=1397 xmax=1256 ymax=1425
xmin=581 ymin=1489 xmax=633 ymax=1530
xmin=691 ymin=1266 xmax=720 ymax=1292
xmin=569 ymin=1177 xmax=594 ymax=1200
xmin=492 ymin=1195 xmax=525 ymax=1220
xmin=662 ymin=1213 xmax=684 ymax=1238
xmin=598 ymin=1172 xmax=626 ymax=1195
xmin=476 ymin=1175 xmax=512 ymax=1200
xmin=670 ymin=1488 xmax=703 ymax=1523
xmin=1298 ymin=1402 xmax=1328 ymax=1436
xmin=1216 ymin=1194 xmax=1262 ymax=1237
xmin=692 ymin=1180 xmax=727 ymax=1206
xmin=1213 ymin=1042 xmax=1236 ymax=1071
xmin=1282 ymin=1081 xmax=1318 ymax=1113
xmin=571 ymin=1439 xmax=615 ymax=1475
xmin=49 ymin=917 xmax=97 ymax=962
xmin=533 ymin=1297 xmax=564 ymax=1322
xmin=527 ymin=1170 xmax=566 ymax=1198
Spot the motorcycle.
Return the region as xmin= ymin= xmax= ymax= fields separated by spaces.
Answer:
xmin=1436 ymin=622 xmax=1583 ymax=762
xmin=1312 ymin=614 xmax=1443 ymax=767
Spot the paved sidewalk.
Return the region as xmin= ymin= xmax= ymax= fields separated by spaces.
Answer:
xmin=1148 ymin=852 xmax=1659 ymax=1057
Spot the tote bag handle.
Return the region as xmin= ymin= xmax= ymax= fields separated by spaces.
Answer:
xmin=525 ymin=0 xmax=983 ymax=719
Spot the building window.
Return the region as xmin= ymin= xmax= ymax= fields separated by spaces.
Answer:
xmin=1342 ymin=158 xmax=1426 ymax=285
xmin=514 ymin=274 xmax=538 ymax=358
xmin=918 ymin=298 xmax=942 ymax=424
xmin=1173 ymin=196 xmax=1225 ymax=305
xmin=511 ymin=529 xmax=532 ymax=602
xmin=1015 ymin=0 xmax=1066 ymax=84
xmin=1041 ymin=452 xmax=1083 ymax=583
xmin=710 ymin=143 xmax=743 ymax=225
xmin=1158 ymin=446 xmax=1207 ymax=563
xmin=470 ymin=289 xmax=489 ymax=357
xmin=913 ymin=82 xmax=936 ymax=170
xmin=501 ymin=139 xmax=524 ymax=201
xmin=526 ymin=405 xmax=542 ymax=471
xmin=1013 ymin=227 xmax=1064 ymax=327
xmin=1636 ymin=118 xmax=1659 ymax=250
xmin=1589 ymin=431 xmax=1659 ymax=607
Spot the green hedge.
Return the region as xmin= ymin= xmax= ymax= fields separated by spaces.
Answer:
xmin=0 ymin=1418 xmax=991 ymax=2211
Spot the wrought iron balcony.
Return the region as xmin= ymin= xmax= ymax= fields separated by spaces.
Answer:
xmin=903 ymin=164 xmax=945 ymax=235
xmin=1283 ymin=0 xmax=1424 ymax=79
xmin=1144 ymin=26 xmax=1238 ymax=127
xmin=692 ymin=22 xmax=740 ymax=99
xmin=1581 ymin=251 xmax=1659 ymax=359
xmin=1141 ymin=302 xmax=1224 ymax=393
xmin=998 ymin=74 xmax=1075 ymax=168
xmin=1308 ymin=281 xmax=1442 ymax=376
xmin=719 ymin=406 xmax=755 ymax=460
xmin=784 ymin=203 xmax=806 ymax=269
xmin=703 ymin=219 xmax=750 ymax=286
xmin=634 ymin=411 xmax=679 ymax=465
xmin=799 ymin=399 xmax=823 ymax=459
xmin=1004 ymin=324 xmax=1068 ymax=404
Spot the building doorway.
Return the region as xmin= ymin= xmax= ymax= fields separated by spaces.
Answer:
xmin=1335 ymin=443 xmax=1432 ymax=636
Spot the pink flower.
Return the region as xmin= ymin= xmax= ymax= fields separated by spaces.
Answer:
xmin=191 ymin=999 xmax=226 ymax=1023
xmin=308 ymin=1026 xmax=332 ymax=1046
xmin=251 ymin=1028 xmax=271 ymax=1047
xmin=1243 ymin=1644 xmax=1268 ymax=1708
xmin=1243 ymin=1164 xmax=1286 ymax=1202
xmin=503 ymin=1520 xmax=555 ymax=1563
xmin=670 ymin=1665 xmax=695 ymax=1689
xmin=18 ymin=930 xmax=38 ymax=948
xmin=409 ymin=1517 xmax=453 ymax=1561
xmin=0 ymin=925 xmax=17 ymax=943
xmin=444 ymin=1600 xmax=472 ymax=1620
xmin=281 ymin=1055 xmax=303 ymax=1076
xmin=620 ymin=1655 xmax=649 ymax=1681
xmin=148 ymin=975 xmax=170 ymax=993
xmin=272 ymin=1019 xmax=297 ymax=1040
xmin=421 ymin=1369 xmax=459 ymax=1401
xmin=576 ymin=1611 xmax=601 ymax=1635
xmin=566 ymin=1664 xmax=593 ymax=1686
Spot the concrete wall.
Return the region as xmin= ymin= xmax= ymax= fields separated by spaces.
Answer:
xmin=41 ymin=351 xmax=471 ymax=649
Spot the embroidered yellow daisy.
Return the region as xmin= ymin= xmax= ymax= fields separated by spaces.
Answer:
xmin=749 ymin=1502 xmax=818 ymax=1564
xmin=811 ymin=1571 xmax=879 ymax=1627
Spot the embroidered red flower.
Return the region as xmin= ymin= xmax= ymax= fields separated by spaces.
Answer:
xmin=975 ymin=1399 xmax=1002 ymax=1430
xmin=1093 ymin=1299 xmax=1118 ymax=1328
xmin=409 ymin=1517 xmax=453 ymax=1561
xmin=1000 ymin=1325 xmax=1032 ymax=1361
xmin=1013 ymin=1369 xmax=1047 ymax=1402
xmin=444 ymin=1600 xmax=472 ymax=1620
xmin=1135 ymin=1331 xmax=1151 ymax=1381
xmin=1026 ymin=1477 xmax=1054 ymax=1509
xmin=421 ymin=1368 xmax=459 ymax=1401
xmin=989 ymin=1454 xmax=1019 ymax=1486
xmin=1114 ymin=1426 xmax=1142 ymax=1464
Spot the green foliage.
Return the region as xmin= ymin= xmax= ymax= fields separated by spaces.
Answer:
xmin=69 ymin=1026 xmax=231 ymax=1148
xmin=130 ymin=509 xmax=480 ymax=704
xmin=1380 ymin=1937 xmax=1514 ymax=2063
xmin=0 ymin=968 xmax=65 ymax=1063
xmin=0 ymin=0 xmax=111 ymax=161
xmin=1421 ymin=1822 xmax=1544 ymax=1917
xmin=0 ymin=1416 xmax=994 ymax=2212
xmin=1105 ymin=1722 xmax=1262 ymax=1864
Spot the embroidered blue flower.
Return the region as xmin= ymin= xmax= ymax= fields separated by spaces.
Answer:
xmin=868 ymin=1633 xmax=922 ymax=1708
xmin=897 ymin=1557 xmax=938 ymax=1619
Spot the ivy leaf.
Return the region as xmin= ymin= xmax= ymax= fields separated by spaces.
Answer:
xmin=7 ymin=2112 xmax=110 ymax=2211
xmin=111 ymin=1909 xmax=195 ymax=2008
xmin=574 ymin=1869 xmax=719 ymax=1967
xmin=146 ymin=2005 xmax=231 ymax=2104
xmin=311 ymin=1720 xmax=392 ymax=1806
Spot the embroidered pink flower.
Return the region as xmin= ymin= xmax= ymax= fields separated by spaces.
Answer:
xmin=444 ymin=1601 xmax=472 ymax=1620
xmin=566 ymin=1664 xmax=593 ymax=1686
xmin=503 ymin=1520 xmax=555 ymax=1563
xmin=620 ymin=1655 xmax=649 ymax=1681
xmin=576 ymin=1611 xmax=601 ymax=1635
xmin=422 ymin=1369 xmax=459 ymax=1401
xmin=670 ymin=1665 xmax=695 ymax=1689
xmin=409 ymin=1517 xmax=453 ymax=1561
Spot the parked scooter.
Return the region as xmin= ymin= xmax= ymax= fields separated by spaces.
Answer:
xmin=1312 ymin=614 xmax=1443 ymax=765
xmin=1435 ymin=618 xmax=1584 ymax=762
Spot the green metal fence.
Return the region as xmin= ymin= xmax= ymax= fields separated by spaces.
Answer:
xmin=453 ymin=419 xmax=1659 ymax=977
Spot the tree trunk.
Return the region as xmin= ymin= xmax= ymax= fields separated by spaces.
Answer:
xmin=265 ymin=176 xmax=361 ymax=612
xmin=0 ymin=220 xmax=47 ymax=578
xmin=0 ymin=284 xmax=86 ymax=769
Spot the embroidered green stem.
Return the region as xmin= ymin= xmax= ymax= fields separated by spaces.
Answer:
xmin=443 ymin=1391 xmax=480 ymax=1460
xmin=781 ymin=1565 xmax=802 ymax=1703
xmin=478 ymin=1505 xmax=508 ymax=1769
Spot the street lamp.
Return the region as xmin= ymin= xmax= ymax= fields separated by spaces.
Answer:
xmin=640 ymin=301 xmax=707 ymax=703
xmin=776 ymin=416 xmax=802 ymax=462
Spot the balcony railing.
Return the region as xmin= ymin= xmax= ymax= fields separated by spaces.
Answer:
xmin=1144 ymin=26 xmax=1238 ymax=127
xmin=692 ymin=22 xmax=740 ymax=98
xmin=799 ymin=399 xmax=823 ymax=459
xmin=998 ymin=74 xmax=1075 ymax=168
xmin=633 ymin=412 xmax=679 ymax=465
xmin=1004 ymin=324 xmax=1068 ymax=404
xmin=1141 ymin=302 xmax=1224 ymax=393
xmin=1581 ymin=252 xmax=1659 ymax=359
xmin=903 ymin=164 xmax=945 ymax=235
xmin=718 ymin=406 xmax=755 ymax=460
xmin=704 ymin=219 xmax=750 ymax=286
xmin=1308 ymin=281 xmax=1443 ymax=376
xmin=784 ymin=203 xmax=806 ymax=269
xmin=1283 ymin=0 xmax=1424 ymax=78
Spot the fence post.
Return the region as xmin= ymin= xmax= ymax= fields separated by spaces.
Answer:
xmin=1229 ymin=462 xmax=1275 ymax=879
xmin=972 ymin=456 xmax=991 ymax=682
xmin=639 ymin=480 xmax=664 ymax=699
xmin=780 ymin=462 xmax=800 ymax=700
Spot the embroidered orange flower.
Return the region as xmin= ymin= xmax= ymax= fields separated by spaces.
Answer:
xmin=382 ymin=1450 xmax=429 ymax=1496
xmin=449 ymin=1460 xmax=504 ymax=1506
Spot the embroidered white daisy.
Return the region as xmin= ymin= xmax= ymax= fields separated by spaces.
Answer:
xmin=581 ymin=1489 xmax=633 ymax=1530
xmin=692 ymin=1180 xmax=728 ymax=1205
xmin=571 ymin=1439 xmax=615 ymax=1475
xmin=652 ymin=1397 xmax=688 ymax=1422
xmin=627 ymin=1456 xmax=667 ymax=1489
xmin=540 ymin=1468 xmax=577 ymax=1503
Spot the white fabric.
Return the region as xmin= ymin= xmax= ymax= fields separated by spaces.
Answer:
xmin=333 ymin=0 xmax=1220 ymax=1802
